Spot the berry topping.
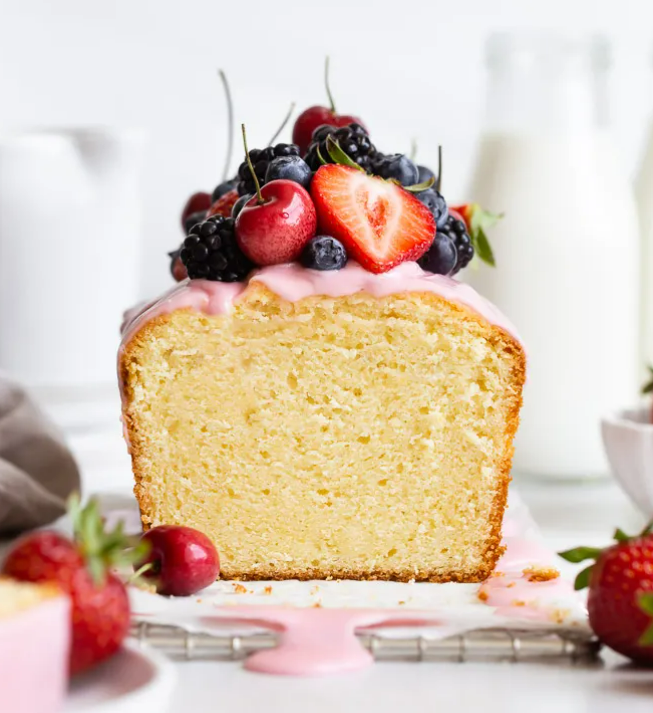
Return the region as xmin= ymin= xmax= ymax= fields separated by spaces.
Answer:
xmin=451 ymin=203 xmax=500 ymax=267
xmin=168 ymin=248 xmax=188 ymax=282
xmin=442 ymin=213 xmax=474 ymax=274
xmin=417 ymin=165 xmax=436 ymax=184
xmin=135 ymin=525 xmax=220 ymax=597
xmin=415 ymin=188 xmax=449 ymax=229
xmin=310 ymin=164 xmax=435 ymax=274
xmin=300 ymin=235 xmax=348 ymax=271
xmin=236 ymin=180 xmax=317 ymax=266
xmin=371 ymin=153 xmax=419 ymax=187
xmin=183 ymin=209 xmax=208 ymax=236
xmin=292 ymin=58 xmax=365 ymax=154
xmin=265 ymin=155 xmax=312 ymax=190
xmin=2 ymin=497 xmax=143 ymax=675
xmin=211 ymin=178 xmax=238 ymax=203
xmin=180 ymin=191 xmax=212 ymax=231
xmin=417 ymin=233 xmax=458 ymax=276
xmin=559 ymin=523 xmax=653 ymax=664
xmin=305 ymin=123 xmax=377 ymax=173
xmin=234 ymin=126 xmax=317 ymax=267
xmin=207 ymin=188 xmax=239 ymax=218
xmin=237 ymin=144 xmax=301 ymax=196
xmin=231 ymin=193 xmax=252 ymax=219
xmin=181 ymin=215 xmax=253 ymax=282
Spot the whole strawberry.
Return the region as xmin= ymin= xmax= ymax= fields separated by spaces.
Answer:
xmin=560 ymin=523 xmax=653 ymax=663
xmin=2 ymin=497 xmax=144 ymax=675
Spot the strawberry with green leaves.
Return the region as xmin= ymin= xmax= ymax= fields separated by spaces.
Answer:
xmin=559 ymin=522 xmax=653 ymax=663
xmin=2 ymin=497 xmax=146 ymax=675
xmin=450 ymin=204 xmax=502 ymax=268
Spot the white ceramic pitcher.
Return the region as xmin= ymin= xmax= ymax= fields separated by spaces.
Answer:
xmin=0 ymin=128 xmax=144 ymax=427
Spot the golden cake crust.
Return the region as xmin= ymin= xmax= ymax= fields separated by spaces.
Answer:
xmin=121 ymin=283 xmax=525 ymax=583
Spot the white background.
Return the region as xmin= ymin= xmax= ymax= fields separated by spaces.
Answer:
xmin=1 ymin=0 xmax=653 ymax=297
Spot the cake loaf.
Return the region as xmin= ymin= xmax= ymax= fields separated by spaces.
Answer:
xmin=120 ymin=262 xmax=525 ymax=582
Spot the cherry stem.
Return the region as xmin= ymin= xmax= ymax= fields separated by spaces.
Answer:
xmin=241 ymin=124 xmax=266 ymax=205
xmin=218 ymin=70 xmax=234 ymax=183
xmin=267 ymin=102 xmax=296 ymax=146
xmin=437 ymin=145 xmax=443 ymax=193
xmin=130 ymin=562 xmax=155 ymax=582
xmin=324 ymin=56 xmax=336 ymax=114
xmin=409 ymin=138 xmax=418 ymax=162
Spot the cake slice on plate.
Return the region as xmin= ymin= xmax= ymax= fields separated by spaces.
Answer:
xmin=0 ymin=577 xmax=70 ymax=713
xmin=120 ymin=135 xmax=525 ymax=584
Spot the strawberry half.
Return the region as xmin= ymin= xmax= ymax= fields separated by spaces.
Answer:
xmin=311 ymin=165 xmax=435 ymax=273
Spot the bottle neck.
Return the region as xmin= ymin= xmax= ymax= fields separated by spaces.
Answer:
xmin=484 ymin=35 xmax=610 ymax=134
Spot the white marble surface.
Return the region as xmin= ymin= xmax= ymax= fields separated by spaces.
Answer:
xmin=37 ymin=430 xmax=653 ymax=710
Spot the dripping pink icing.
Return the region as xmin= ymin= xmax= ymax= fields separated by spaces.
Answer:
xmin=479 ymin=573 xmax=575 ymax=621
xmin=209 ymin=606 xmax=442 ymax=676
xmin=120 ymin=261 xmax=522 ymax=350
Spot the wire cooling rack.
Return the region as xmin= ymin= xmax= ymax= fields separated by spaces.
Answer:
xmin=131 ymin=622 xmax=600 ymax=664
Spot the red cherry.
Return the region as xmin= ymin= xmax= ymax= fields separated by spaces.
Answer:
xmin=235 ymin=179 xmax=317 ymax=266
xmin=181 ymin=192 xmax=212 ymax=230
xmin=292 ymin=106 xmax=365 ymax=154
xmin=137 ymin=525 xmax=220 ymax=597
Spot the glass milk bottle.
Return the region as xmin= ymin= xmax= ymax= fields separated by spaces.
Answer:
xmin=636 ymin=80 xmax=653 ymax=372
xmin=466 ymin=34 xmax=639 ymax=480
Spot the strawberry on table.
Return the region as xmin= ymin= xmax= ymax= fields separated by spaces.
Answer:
xmin=310 ymin=164 xmax=435 ymax=274
xmin=2 ymin=497 xmax=145 ymax=675
xmin=559 ymin=523 xmax=653 ymax=663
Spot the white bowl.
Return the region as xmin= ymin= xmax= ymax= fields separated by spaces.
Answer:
xmin=602 ymin=406 xmax=653 ymax=517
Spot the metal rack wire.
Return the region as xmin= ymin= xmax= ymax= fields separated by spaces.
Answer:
xmin=131 ymin=622 xmax=601 ymax=664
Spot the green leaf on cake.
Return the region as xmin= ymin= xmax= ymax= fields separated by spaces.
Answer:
xmin=326 ymin=136 xmax=365 ymax=172
xmin=642 ymin=366 xmax=653 ymax=395
xmin=473 ymin=227 xmax=496 ymax=267
xmin=403 ymin=176 xmax=436 ymax=193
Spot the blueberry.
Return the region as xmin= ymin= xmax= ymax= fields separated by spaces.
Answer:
xmin=417 ymin=165 xmax=436 ymax=185
xmin=184 ymin=209 xmax=208 ymax=235
xmin=417 ymin=234 xmax=458 ymax=276
xmin=211 ymin=178 xmax=238 ymax=203
xmin=265 ymin=156 xmax=312 ymax=190
xmin=415 ymin=189 xmax=449 ymax=229
xmin=372 ymin=154 xmax=419 ymax=186
xmin=300 ymin=236 xmax=348 ymax=271
xmin=232 ymin=193 xmax=252 ymax=219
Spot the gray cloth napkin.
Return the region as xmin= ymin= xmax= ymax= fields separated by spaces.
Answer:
xmin=0 ymin=376 xmax=80 ymax=535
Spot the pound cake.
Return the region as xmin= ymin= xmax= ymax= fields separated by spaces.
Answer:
xmin=120 ymin=100 xmax=525 ymax=583
xmin=0 ymin=578 xmax=70 ymax=713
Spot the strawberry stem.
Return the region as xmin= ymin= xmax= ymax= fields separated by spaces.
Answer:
xmin=267 ymin=102 xmax=296 ymax=147
xmin=218 ymin=69 xmax=234 ymax=183
xmin=324 ymin=56 xmax=336 ymax=114
xmin=241 ymin=124 xmax=266 ymax=205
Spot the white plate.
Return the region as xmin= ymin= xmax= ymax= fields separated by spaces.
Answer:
xmin=64 ymin=640 xmax=176 ymax=713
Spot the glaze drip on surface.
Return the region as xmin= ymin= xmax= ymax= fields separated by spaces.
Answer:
xmin=120 ymin=261 xmax=522 ymax=349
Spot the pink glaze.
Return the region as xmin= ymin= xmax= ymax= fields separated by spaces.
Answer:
xmin=479 ymin=573 xmax=575 ymax=622
xmin=120 ymin=261 xmax=522 ymax=350
xmin=495 ymin=536 xmax=559 ymax=571
xmin=210 ymin=606 xmax=441 ymax=676
xmin=0 ymin=594 xmax=71 ymax=713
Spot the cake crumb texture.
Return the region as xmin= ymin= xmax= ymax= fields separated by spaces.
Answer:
xmin=0 ymin=577 xmax=62 ymax=619
xmin=121 ymin=285 xmax=525 ymax=582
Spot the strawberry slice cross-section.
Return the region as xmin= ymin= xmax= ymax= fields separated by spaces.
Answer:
xmin=311 ymin=165 xmax=436 ymax=273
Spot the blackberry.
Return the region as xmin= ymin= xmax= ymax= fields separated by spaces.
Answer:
xmin=236 ymin=143 xmax=301 ymax=196
xmin=441 ymin=214 xmax=474 ymax=274
xmin=304 ymin=123 xmax=377 ymax=172
xmin=180 ymin=216 xmax=253 ymax=282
